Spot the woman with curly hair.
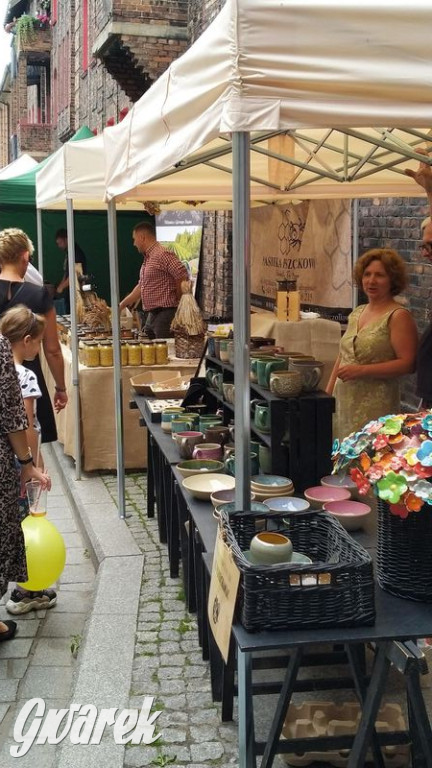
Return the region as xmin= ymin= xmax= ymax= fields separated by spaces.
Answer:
xmin=326 ymin=248 xmax=418 ymax=440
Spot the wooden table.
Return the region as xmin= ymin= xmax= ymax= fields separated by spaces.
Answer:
xmin=42 ymin=345 xmax=197 ymax=470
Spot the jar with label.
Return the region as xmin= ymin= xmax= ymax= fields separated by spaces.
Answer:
xmin=141 ymin=341 xmax=156 ymax=365
xmin=84 ymin=341 xmax=100 ymax=367
xmin=127 ymin=341 xmax=142 ymax=366
xmin=99 ymin=341 xmax=113 ymax=367
xmin=121 ymin=341 xmax=128 ymax=366
xmin=155 ymin=341 xmax=168 ymax=365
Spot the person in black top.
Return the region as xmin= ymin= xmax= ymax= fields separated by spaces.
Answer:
xmin=405 ymin=152 xmax=432 ymax=407
xmin=0 ymin=228 xmax=68 ymax=442
xmin=55 ymin=228 xmax=87 ymax=313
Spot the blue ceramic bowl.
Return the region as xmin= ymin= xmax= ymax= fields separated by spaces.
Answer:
xmin=263 ymin=496 xmax=310 ymax=513
xmin=214 ymin=501 xmax=270 ymax=518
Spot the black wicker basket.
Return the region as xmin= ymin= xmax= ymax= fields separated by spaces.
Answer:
xmin=220 ymin=509 xmax=375 ymax=632
xmin=377 ymin=499 xmax=432 ymax=602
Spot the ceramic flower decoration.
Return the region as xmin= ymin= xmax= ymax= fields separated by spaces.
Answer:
xmin=332 ymin=411 xmax=432 ymax=517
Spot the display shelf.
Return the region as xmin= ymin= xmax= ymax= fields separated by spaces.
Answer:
xmin=205 ymin=355 xmax=334 ymax=490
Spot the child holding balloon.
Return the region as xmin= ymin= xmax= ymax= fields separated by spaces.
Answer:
xmin=0 ymin=306 xmax=57 ymax=617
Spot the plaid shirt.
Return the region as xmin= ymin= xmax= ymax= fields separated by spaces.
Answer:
xmin=139 ymin=242 xmax=188 ymax=311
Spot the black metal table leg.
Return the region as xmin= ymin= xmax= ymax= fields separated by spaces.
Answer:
xmin=260 ymin=647 xmax=303 ymax=768
xmin=406 ymin=669 xmax=432 ymax=768
xmin=147 ymin=432 xmax=155 ymax=518
xmin=345 ymin=643 xmax=386 ymax=768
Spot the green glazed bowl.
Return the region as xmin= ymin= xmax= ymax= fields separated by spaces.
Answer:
xmin=177 ymin=459 xmax=225 ymax=478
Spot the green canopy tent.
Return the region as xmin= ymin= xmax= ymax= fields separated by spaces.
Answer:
xmin=0 ymin=126 xmax=146 ymax=301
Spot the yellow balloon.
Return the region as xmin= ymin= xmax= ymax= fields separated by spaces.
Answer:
xmin=18 ymin=515 xmax=66 ymax=591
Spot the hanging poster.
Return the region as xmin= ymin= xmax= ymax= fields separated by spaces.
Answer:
xmin=156 ymin=211 xmax=204 ymax=294
xmin=250 ymin=200 xmax=352 ymax=322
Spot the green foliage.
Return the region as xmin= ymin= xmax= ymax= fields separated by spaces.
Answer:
xmin=151 ymin=755 xmax=176 ymax=767
xmin=15 ymin=15 xmax=36 ymax=45
xmin=161 ymin=227 xmax=202 ymax=262
xmin=70 ymin=633 xmax=82 ymax=657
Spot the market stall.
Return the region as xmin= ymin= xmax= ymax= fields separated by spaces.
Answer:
xmin=41 ymin=343 xmax=198 ymax=471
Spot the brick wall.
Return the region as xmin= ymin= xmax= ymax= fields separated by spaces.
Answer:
xmin=197 ymin=211 xmax=233 ymax=320
xmin=188 ymin=0 xmax=223 ymax=41
xmin=0 ymin=103 xmax=9 ymax=166
xmin=358 ymin=197 xmax=431 ymax=409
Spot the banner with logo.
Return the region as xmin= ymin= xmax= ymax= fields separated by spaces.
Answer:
xmin=250 ymin=200 xmax=352 ymax=322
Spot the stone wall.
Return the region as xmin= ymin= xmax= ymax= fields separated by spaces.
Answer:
xmin=358 ymin=197 xmax=431 ymax=409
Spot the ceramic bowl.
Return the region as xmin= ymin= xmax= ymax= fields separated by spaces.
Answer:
xmin=263 ymin=496 xmax=311 ymax=513
xmin=251 ymin=474 xmax=293 ymax=489
xmin=213 ymin=501 xmax=270 ymax=519
xmin=244 ymin=550 xmax=312 ymax=566
xmin=323 ymin=500 xmax=371 ymax=531
xmin=304 ymin=485 xmax=351 ymax=506
xmin=182 ymin=473 xmax=235 ymax=500
xmin=320 ymin=473 xmax=357 ymax=490
xmin=176 ymin=459 xmax=225 ymax=478
xmin=250 ymin=531 xmax=293 ymax=565
xmin=252 ymin=488 xmax=294 ymax=502
xmin=210 ymin=489 xmax=256 ymax=508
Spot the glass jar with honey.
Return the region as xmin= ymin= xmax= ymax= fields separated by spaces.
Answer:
xmin=83 ymin=341 xmax=100 ymax=367
xmin=99 ymin=341 xmax=113 ymax=367
xmin=127 ymin=341 xmax=142 ymax=366
xmin=155 ymin=341 xmax=168 ymax=365
xmin=120 ymin=341 xmax=128 ymax=366
xmin=141 ymin=341 xmax=156 ymax=365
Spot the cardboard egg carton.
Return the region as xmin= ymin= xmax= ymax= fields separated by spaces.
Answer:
xmin=282 ymin=701 xmax=409 ymax=767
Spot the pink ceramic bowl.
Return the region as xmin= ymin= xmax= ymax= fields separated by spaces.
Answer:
xmin=304 ymin=486 xmax=351 ymax=506
xmin=323 ymin=500 xmax=371 ymax=532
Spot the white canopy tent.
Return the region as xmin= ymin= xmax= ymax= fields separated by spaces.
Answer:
xmin=0 ymin=154 xmax=38 ymax=180
xmin=102 ymin=0 xmax=432 ymax=515
xmin=36 ymin=136 xmax=141 ymax=516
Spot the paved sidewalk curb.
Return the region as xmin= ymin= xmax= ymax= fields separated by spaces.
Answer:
xmin=49 ymin=444 xmax=144 ymax=767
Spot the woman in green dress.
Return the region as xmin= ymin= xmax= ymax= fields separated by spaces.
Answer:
xmin=326 ymin=248 xmax=418 ymax=441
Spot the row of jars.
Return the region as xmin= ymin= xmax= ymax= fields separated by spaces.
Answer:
xmin=80 ymin=340 xmax=168 ymax=368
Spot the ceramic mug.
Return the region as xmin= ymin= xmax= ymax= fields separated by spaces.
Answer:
xmin=171 ymin=415 xmax=196 ymax=438
xmin=192 ymin=442 xmax=223 ymax=461
xmin=258 ymin=444 xmax=272 ymax=474
xmin=256 ymin=357 xmax=287 ymax=388
xmin=223 ymin=443 xmax=236 ymax=460
xmin=174 ymin=430 xmax=205 ymax=459
xmin=287 ymin=355 xmax=315 ymax=370
xmin=211 ymin=372 xmax=224 ymax=393
xmin=250 ymin=356 xmax=274 ymax=383
xmin=224 ymin=451 xmax=259 ymax=477
xmin=205 ymin=367 xmax=217 ymax=387
xmin=227 ymin=340 xmax=235 ymax=365
xmin=199 ymin=416 xmax=223 ymax=432
xmin=219 ymin=339 xmax=230 ymax=362
xmin=222 ymin=382 xmax=234 ymax=402
xmin=250 ymin=532 xmax=293 ymax=565
xmin=269 ymin=370 xmax=303 ymax=398
xmin=207 ymin=336 xmax=216 ymax=358
xmin=204 ymin=426 xmax=231 ymax=446
xmin=161 ymin=407 xmax=186 ymax=433
xmin=290 ymin=359 xmax=324 ymax=391
xmin=251 ymin=399 xmax=271 ymax=434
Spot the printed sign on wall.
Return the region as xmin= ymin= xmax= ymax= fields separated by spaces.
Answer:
xmin=250 ymin=200 xmax=352 ymax=321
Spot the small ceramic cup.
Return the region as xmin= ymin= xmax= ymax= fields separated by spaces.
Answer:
xmin=250 ymin=532 xmax=293 ymax=565
xmin=258 ymin=444 xmax=272 ymax=474
xmin=204 ymin=425 xmax=231 ymax=446
xmin=174 ymin=430 xmax=205 ymax=459
xmin=269 ymin=370 xmax=303 ymax=398
xmin=161 ymin=407 xmax=186 ymax=433
xmin=251 ymin=399 xmax=271 ymax=433
xmin=290 ymin=359 xmax=324 ymax=391
xmin=192 ymin=442 xmax=223 ymax=461
xmin=224 ymin=451 xmax=259 ymax=477
xmin=199 ymin=416 xmax=223 ymax=432
xmin=171 ymin=415 xmax=196 ymax=438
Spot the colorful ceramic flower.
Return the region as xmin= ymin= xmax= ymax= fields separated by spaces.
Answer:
xmin=376 ymin=472 xmax=408 ymax=505
xmin=389 ymin=503 xmax=409 ymax=519
xmin=417 ymin=440 xmax=432 ymax=467
xmin=365 ymin=464 xmax=384 ymax=482
xmin=381 ymin=417 xmax=403 ymax=436
xmin=404 ymin=492 xmax=424 ymax=512
xmin=421 ymin=414 xmax=432 ymax=434
xmin=372 ymin=434 xmax=389 ymax=451
xmin=404 ymin=447 xmax=419 ymax=467
xmin=411 ymin=479 xmax=432 ymax=503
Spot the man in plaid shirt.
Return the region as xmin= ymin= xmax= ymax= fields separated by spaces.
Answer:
xmin=120 ymin=222 xmax=188 ymax=338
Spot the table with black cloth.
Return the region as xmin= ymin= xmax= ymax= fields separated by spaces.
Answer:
xmin=134 ymin=395 xmax=432 ymax=768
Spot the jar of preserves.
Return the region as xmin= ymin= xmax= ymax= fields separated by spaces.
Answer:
xmin=127 ymin=341 xmax=142 ymax=366
xmin=99 ymin=341 xmax=113 ymax=367
xmin=121 ymin=341 xmax=128 ymax=366
xmin=84 ymin=341 xmax=100 ymax=367
xmin=155 ymin=341 xmax=168 ymax=365
xmin=141 ymin=341 xmax=156 ymax=365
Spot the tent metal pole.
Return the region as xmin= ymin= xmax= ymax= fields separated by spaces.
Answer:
xmin=232 ymin=132 xmax=251 ymax=512
xmin=352 ymin=199 xmax=359 ymax=308
xmin=66 ymin=199 xmax=82 ymax=480
xmin=107 ymin=199 xmax=126 ymax=519
xmin=36 ymin=208 xmax=43 ymax=278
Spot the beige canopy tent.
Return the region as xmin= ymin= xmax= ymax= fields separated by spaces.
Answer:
xmin=101 ymin=0 xmax=432 ymax=513
xmin=104 ymin=0 xmax=432 ymax=206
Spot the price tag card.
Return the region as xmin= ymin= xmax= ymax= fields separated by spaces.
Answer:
xmin=207 ymin=526 xmax=240 ymax=663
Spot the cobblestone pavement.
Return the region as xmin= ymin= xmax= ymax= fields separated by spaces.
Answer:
xmin=102 ymin=471 xmax=241 ymax=768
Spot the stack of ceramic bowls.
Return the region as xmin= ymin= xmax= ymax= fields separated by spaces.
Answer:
xmin=251 ymin=474 xmax=294 ymax=502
